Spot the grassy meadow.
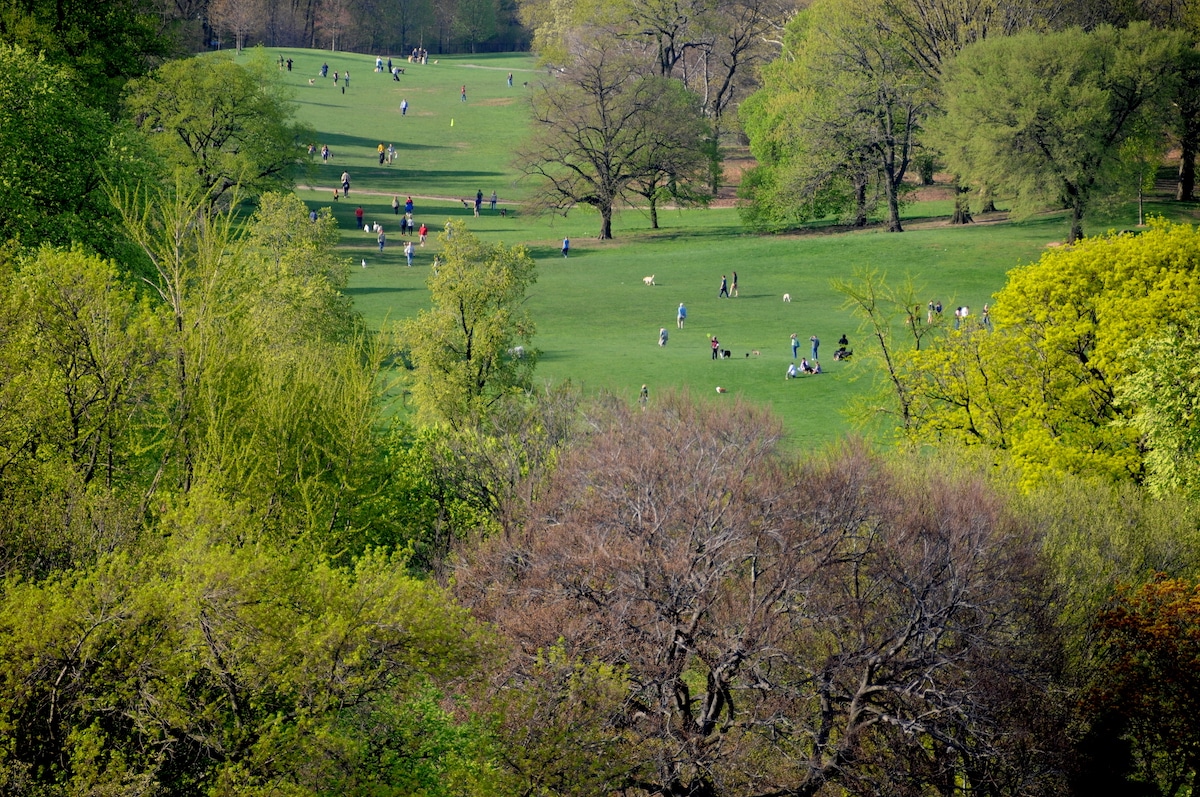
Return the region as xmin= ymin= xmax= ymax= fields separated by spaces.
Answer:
xmin=255 ymin=46 xmax=1199 ymax=448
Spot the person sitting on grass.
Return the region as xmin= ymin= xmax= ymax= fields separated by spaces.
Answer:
xmin=786 ymin=363 xmax=799 ymax=379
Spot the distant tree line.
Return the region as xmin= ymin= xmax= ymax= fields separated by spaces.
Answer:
xmin=739 ymin=0 xmax=1200 ymax=240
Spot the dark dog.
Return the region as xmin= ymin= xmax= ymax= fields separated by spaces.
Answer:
xmin=500 ymin=208 xmax=507 ymax=217
xmin=721 ymin=350 xmax=732 ymax=359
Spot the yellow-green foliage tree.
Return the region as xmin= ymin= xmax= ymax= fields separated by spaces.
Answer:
xmin=401 ymin=221 xmax=537 ymax=428
xmin=895 ymin=219 xmax=1200 ymax=486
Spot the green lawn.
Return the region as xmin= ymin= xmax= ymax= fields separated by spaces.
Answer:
xmin=260 ymin=46 xmax=1200 ymax=449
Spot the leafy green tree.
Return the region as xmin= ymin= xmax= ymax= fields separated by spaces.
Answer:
xmin=124 ymin=54 xmax=309 ymax=205
xmin=934 ymin=23 xmax=1184 ymax=242
xmin=0 ymin=45 xmax=142 ymax=254
xmin=0 ymin=0 xmax=175 ymax=114
xmin=0 ymin=245 xmax=170 ymax=580
xmin=882 ymin=220 xmax=1200 ymax=486
xmin=1119 ymin=325 xmax=1200 ymax=498
xmin=400 ymin=221 xmax=537 ymax=426
xmin=0 ymin=543 xmax=496 ymax=795
xmin=740 ymin=0 xmax=932 ymax=232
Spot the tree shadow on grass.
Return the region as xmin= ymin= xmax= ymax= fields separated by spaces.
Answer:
xmin=311 ymin=131 xmax=450 ymax=154
xmin=342 ymin=286 xmax=415 ymax=296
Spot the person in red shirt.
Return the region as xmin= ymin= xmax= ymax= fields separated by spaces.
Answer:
xmin=418 ymin=223 xmax=428 ymax=245
xmin=355 ymin=206 xmax=364 ymax=228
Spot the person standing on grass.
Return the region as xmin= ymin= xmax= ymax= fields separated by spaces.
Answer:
xmin=659 ymin=327 xmax=668 ymax=346
xmin=341 ymin=171 xmax=350 ymax=196
xmin=378 ymin=229 xmax=386 ymax=252
xmin=639 ymin=384 xmax=649 ymax=409
xmin=475 ymin=190 xmax=482 ymax=217
xmin=418 ymin=223 xmax=428 ymax=245
xmin=461 ymin=84 xmax=467 ymax=101
xmin=490 ymin=190 xmax=497 ymax=211
xmin=405 ymin=196 xmax=414 ymax=215
xmin=719 ymin=274 xmax=729 ymax=298
xmin=400 ymin=98 xmax=408 ymax=115
xmin=791 ymin=333 xmax=799 ymax=359
xmin=562 ymin=237 xmax=569 ymax=257
xmin=810 ymin=335 xmax=819 ymax=361
xmin=731 ymin=270 xmax=738 ymax=297
xmin=355 ymin=206 xmax=363 ymax=228
xmin=508 ymin=72 xmax=513 ymax=87
xmin=711 ymin=336 xmax=720 ymax=360
xmin=405 ymin=240 xmax=414 ymax=266
xmin=677 ymin=303 xmax=687 ymax=329
xmin=392 ymin=196 xmax=400 ymax=215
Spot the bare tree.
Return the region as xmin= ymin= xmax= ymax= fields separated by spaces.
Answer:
xmin=208 ymin=0 xmax=266 ymax=51
xmin=517 ymin=37 xmax=710 ymax=239
xmin=456 ymin=394 xmax=1064 ymax=797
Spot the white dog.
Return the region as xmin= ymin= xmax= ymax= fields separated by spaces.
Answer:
xmin=643 ymin=275 xmax=655 ymax=286
xmin=782 ymin=293 xmax=791 ymax=302
xmin=308 ymin=78 xmax=316 ymax=85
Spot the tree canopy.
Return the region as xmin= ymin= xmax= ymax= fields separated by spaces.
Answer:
xmin=124 ymin=54 xmax=309 ymax=205
xmin=933 ymin=22 xmax=1184 ymax=242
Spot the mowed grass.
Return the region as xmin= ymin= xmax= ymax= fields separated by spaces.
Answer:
xmin=259 ymin=47 xmax=1200 ymax=448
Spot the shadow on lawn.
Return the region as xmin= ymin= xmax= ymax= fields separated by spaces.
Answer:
xmin=311 ymin=131 xmax=450 ymax=154
xmin=343 ymin=286 xmax=415 ymax=296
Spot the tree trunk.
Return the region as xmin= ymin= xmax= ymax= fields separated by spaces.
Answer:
xmin=649 ymin=196 xmax=659 ymax=229
xmin=1069 ymin=201 xmax=1084 ymax=243
xmin=599 ymin=204 xmax=613 ymax=239
xmin=886 ymin=187 xmax=903 ymax=233
xmin=853 ymin=179 xmax=867 ymax=227
xmin=1178 ymin=123 xmax=1196 ymax=201
xmin=951 ymin=184 xmax=973 ymax=225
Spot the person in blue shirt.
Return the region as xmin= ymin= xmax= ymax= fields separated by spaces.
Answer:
xmin=677 ymin=303 xmax=687 ymax=329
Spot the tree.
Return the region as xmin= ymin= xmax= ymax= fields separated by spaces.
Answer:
xmin=0 ymin=45 xmax=143 ymax=255
xmin=1118 ymin=325 xmax=1200 ymax=498
xmin=0 ymin=0 xmax=176 ymax=115
xmin=878 ymin=220 xmax=1200 ymax=486
xmin=0 ymin=544 xmax=495 ymax=794
xmin=626 ymin=76 xmax=713 ymax=228
xmin=740 ymin=0 xmax=932 ymax=232
xmin=124 ymin=54 xmax=308 ymax=205
xmin=456 ymin=396 xmax=1065 ymax=797
xmin=519 ymin=41 xmax=713 ymax=238
xmin=933 ymin=23 xmax=1184 ymax=242
xmin=207 ymin=0 xmax=266 ymax=52
xmin=1084 ymin=576 xmax=1200 ymax=797
xmin=400 ymin=221 xmax=537 ymax=427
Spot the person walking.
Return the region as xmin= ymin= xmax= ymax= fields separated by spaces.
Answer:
xmin=639 ymin=384 xmax=649 ymax=410
xmin=418 ymin=223 xmax=428 ymax=245
xmin=404 ymin=240 xmax=414 ymax=266
xmin=791 ymin=333 xmax=799 ymax=359
xmin=460 ymin=84 xmax=467 ymax=102
xmin=355 ymin=206 xmax=364 ymax=229
xmin=400 ymin=98 xmax=408 ymax=115
xmin=490 ymin=190 xmax=497 ymax=211
xmin=711 ymin=336 xmax=720 ymax=360
xmin=386 ymin=143 xmax=395 ymax=164
xmin=562 ymin=237 xmax=569 ymax=257
xmin=321 ymin=144 xmax=330 ymax=162
xmin=341 ymin=171 xmax=350 ymax=196
xmin=377 ymin=229 xmax=386 ymax=252
xmin=405 ymin=196 xmax=414 ymax=215
xmin=507 ymin=72 xmax=514 ymax=87
xmin=718 ymin=275 xmax=729 ymax=298
xmin=659 ymin=327 xmax=668 ymax=346
xmin=677 ymin=303 xmax=687 ymax=329
xmin=731 ymin=270 xmax=739 ymax=297
xmin=475 ymin=190 xmax=483 ymax=217
xmin=810 ymin=335 xmax=819 ymax=361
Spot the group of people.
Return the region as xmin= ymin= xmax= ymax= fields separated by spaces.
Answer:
xmin=718 ymin=272 xmax=739 ymax=298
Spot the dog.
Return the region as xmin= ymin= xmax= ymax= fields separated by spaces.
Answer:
xmin=643 ymin=275 xmax=655 ymax=286
xmin=751 ymin=350 xmax=760 ymax=356
xmin=783 ymin=293 xmax=791 ymax=302
xmin=308 ymin=78 xmax=315 ymax=85
xmin=500 ymin=208 xmax=507 ymax=217
xmin=721 ymin=350 xmax=732 ymax=359
xmin=715 ymin=386 xmax=727 ymax=393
